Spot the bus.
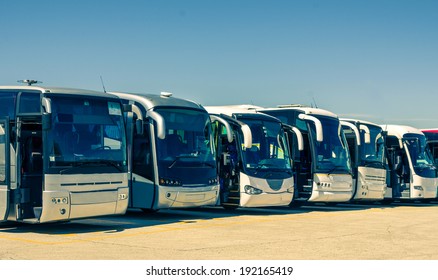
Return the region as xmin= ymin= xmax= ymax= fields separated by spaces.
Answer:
xmin=382 ymin=125 xmax=438 ymax=201
xmin=108 ymin=91 xmax=220 ymax=211
xmin=205 ymin=105 xmax=294 ymax=209
xmin=258 ymin=105 xmax=353 ymax=205
xmin=0 ymin=83 xmax=129 ymax=223
xmin=341 ymin=119 xmax=387 ymax=201
xmin=422 ymin=129 xmax=438 ymax=165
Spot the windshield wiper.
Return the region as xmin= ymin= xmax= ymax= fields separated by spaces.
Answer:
xmin=167 ymin=155 xmax=197 ymax=168
xmin=362 ymin=161 xmax=385 ymax=169
xmin=60 ymin=160 xmax=123 ymax=174
xmin=326 ymin=165 xmax=350 ymax=175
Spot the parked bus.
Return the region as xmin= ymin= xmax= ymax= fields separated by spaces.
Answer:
xmin=205 ymin=105 xmax=295 ymax=209
xmin=422 ymin=129 xmax=438 ymax=165
xmin=0 ymin=83 xmax=129 ymax=223
xmin=341 ymin=119 xmax=387 ymax=201
xmin=109 ymin=91 xmax=220 ymax=211
xmin=382 ymin=125 xmax=438 ymax=201
xmin=258 ymin=105 xmax=353 ymax=205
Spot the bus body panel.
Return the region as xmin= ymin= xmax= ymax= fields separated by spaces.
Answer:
xmin=259 ymin=107 xmax=354 ymax=204
xmin=112 ymin=91 xmax=221 ymax=211
xmin=353 ymin=166 xmax=386 ymax=200
xmin=0 ymin=87 xmax=130 ymax=223
xmin=39 ymin=173 xmax=129 ymax=222
xmin=308 ymin=173 xmax=353 ymax=202
xmin=383 ymin=125 xmax=438 ymax=200
xmin=0 ymin=120 xmax=10 ymax=221
xmin=238 ymin=172 xmax=294 ymax=207
xmin=155 ymin=184 xmax=219 ymax=208
xmin=130 ymin=174 xmax=155 ymax=209
xmin=411 ymin=175 xmax=437 ymax=199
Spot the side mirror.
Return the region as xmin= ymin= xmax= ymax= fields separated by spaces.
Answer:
xmin=135 ymin=119 xmax=144 ymax=135
xmin=394 ymin=155 xmax=402 ymax=170
xmin=42 ymin=112 xmax=52 ymax=130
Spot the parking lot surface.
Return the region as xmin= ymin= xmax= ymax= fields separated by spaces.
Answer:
xmin=1 ymin=202 xmax=438 ymax=260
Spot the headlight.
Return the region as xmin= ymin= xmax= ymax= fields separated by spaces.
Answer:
xmin=244 ymin=185 xmax=263 ymax=195
xmin=414 ymin=186 xmax=423 ymax=191
xmin=159 ymin=177 xmax=182 ymax=186
xmin=208 ymin=177 xmax=219 ymax=185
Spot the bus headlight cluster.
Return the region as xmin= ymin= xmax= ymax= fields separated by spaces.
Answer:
xmin=317 ymin=182 xmax=332 ymax=188
xmin=51 ymin=197 xmax=68 ymax=204
xmin=414 ymin=186 xmax=424 ymax=191
xmin=159 ymin=178 xmax=182 ymax=186
xmin=244 ymin=185 xmax=263 ymax=195
xmin=208 ymin=177 xmax=218 ymax=185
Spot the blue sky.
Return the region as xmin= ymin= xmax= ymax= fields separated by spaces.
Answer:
xmin=1 ymin=0 xmax=438 ymax=128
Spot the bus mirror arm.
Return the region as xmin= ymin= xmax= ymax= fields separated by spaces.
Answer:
xmin=359 ymin=124 xmax=371 ymax=144
xmin=240 ymin=124 xmax=252 ymax=149
xmin=298 ymin=114 xmax=323 ymax=142
xmin=147 ymin=111 xmax=166 ymax=139
xmin=42 ymin=97 xmax=52 ymax=114
xmin=41 ymin=97 xmax=52 ymax=130
xmin=282 ymin=124 xmax=304 ymax=151
xmin=131 ymin=104 xmax=144 ymax=135
xmin=124 ymin=104 xmax=144 ymax=135
xmin=209 ymin=115 xmax=233 ymax=143
xmin=341 ymin=121 xmax=361 ymax=146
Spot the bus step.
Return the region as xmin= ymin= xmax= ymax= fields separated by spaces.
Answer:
xmin=222 ymin=202 xmax=239 ymax=206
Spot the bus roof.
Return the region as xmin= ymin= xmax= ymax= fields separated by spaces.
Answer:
xmin=259 ymin=105 xmax=338 ymax=118
xmin=109 ymin=91 xmax=205 ymax=112
xmin=0 ymin=85 xmax=115 ymax=99
xmin=422 ymin=129 xmax=438 ymax=134
xmin=341 ymin=118 xmax=381 ymax=129
xmin=205 ymin=105 xmax=281 ymax=123
xmin=381 ymin=124 xmax=424 ymax=139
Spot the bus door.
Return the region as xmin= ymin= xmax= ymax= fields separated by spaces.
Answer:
xmin=0 ymin=119 xmax=11 ymax=221
xmin=131 ymin=121 xmax=155 ymax=210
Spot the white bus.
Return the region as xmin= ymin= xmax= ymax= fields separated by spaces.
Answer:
xmin=206 ymin=105 xmax=294 ymax=209
xmin=0 ymin=84 xmax=129 ymax=223
xmin=259 ymin=105 xmax=353 ymax=205
xmin=341 ymin=119 xmax=387 ymax=201
xmin=382 ymin=125 xmax=438 ymax=201
xmin=109 ymin=91 xmax=219 ymax=211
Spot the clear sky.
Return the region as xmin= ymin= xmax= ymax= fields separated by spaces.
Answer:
xmin=1 ymin=0 xmax=438 ymax=128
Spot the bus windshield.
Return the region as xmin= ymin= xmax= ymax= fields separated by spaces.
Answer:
xmin=359 ymin=125 xmax=385 ymax=168
xmin=404 ymin=134 xmax=437 ymax=178
xmin=239 ymin=118 xmax=292 ymax=175
xmin=47 ymin=95 xmax=127 ymax=174
xmin=310 ymin=116 xmax=352 ymax=174
xmin=155 ymin=108 xmax=216 ymax=185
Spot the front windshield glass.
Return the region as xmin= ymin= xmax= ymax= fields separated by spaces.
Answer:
xmin=404 ymin=133 xmax=437 ymax=178
xmin=359 ymin=125 xmax=385 ymax=168
xmin=240 ymin=118 xmax=292 ymax=174
xmin=310 ymin=116 xmax=351 ymax=174
xmin=47 ymin=95 xmax=127 ymax=174
xmin=155 ymin=108 xmax=216 ymax=185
